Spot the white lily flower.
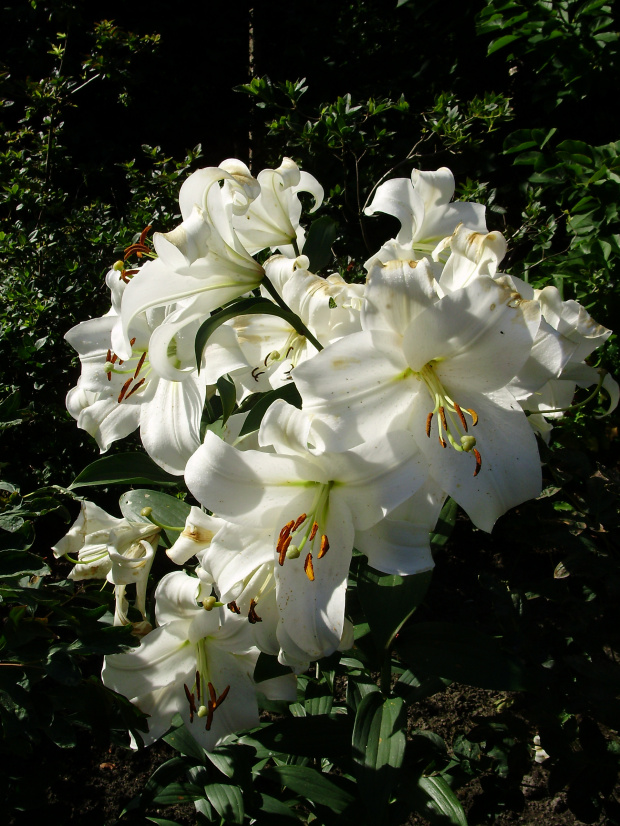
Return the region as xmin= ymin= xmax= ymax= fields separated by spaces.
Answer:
xmin=233 ymin=157 xmax=324 ymax=256
xmin=516 ymin=286 xmax=618 ymax=429
xmin=294 ymin=260 xmax=543 ymax=532
xmin=203 ymin=255 xmax=364 ymax=394
xmin=184 ymin=411 xmax=427 ymax=662
xmin=65 ymin=273 xmax=209 ymax=476
xmin=116 ymin=162 xmax=264 ymax=362
xmin=365 ymin=167 xmax=487 ymax=265
xmin=102 ymin=570 xmax=296 ymax=750
xmin=436 ymin=223 xmax=508 ymax=293
xmin=52 ymin=500 xmax=160 ymax=630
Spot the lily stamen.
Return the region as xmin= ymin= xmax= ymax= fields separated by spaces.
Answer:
xmin=304 ymin=553 xmax=315 ymax=581
xmin=183 ymin=682 xmax=197 ymax=723
xmin=118 ymin=378 xmax=133 ymax=403
xmin=248 ymin=599 xmax=262 ymax=624
xmin=418 ymin=361 xmax=482 ymax=474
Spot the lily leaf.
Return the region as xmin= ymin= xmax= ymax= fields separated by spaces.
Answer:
xmin=70 ymin=453 xmax=179 ymax=489
xmin=357 ymin=562 xmax=432 ymax=651
xmin=195 ymin=296 xmax=309 ymax=367
xmin=352 ymin=692 xmax=406 ymax=821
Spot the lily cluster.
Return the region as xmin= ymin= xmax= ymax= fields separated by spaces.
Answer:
xmin=60 ymin=158 xmax=617 ymax=750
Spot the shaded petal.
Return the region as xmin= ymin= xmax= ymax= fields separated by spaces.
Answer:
xmin=185 ymin=431 xmax=326 ymax=526
xmin=364 ymin=177 xmax=424 ymax=247
xmin=275 ymin=495 xmax=354 ymax=660
xmin=155 ymin=570 xmax=204 ymax=625
xmin=362 ymin=258 xmax=439 ymax=335
xmin=102 ymin=621 xmax=194 ymax=702
xmin=414 ymin=387 xmax=542 ymax=532
xmin=294 ymin=330 xmax=413 ymax=450
xmin=354 ymin=479 xmax=445 ymax=575
xmin=323 ymin=429 xmax=427 ymax=530
xmin=140 ymin=374 xmax=207 ymax=476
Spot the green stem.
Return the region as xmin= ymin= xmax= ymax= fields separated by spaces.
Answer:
xmin=523 ymin=370 xmax=606 ymax=416
xmin=261 ymin=273 xmax=324 ymax=353
xmin=142 ymin=511 xmax=183 ymax=533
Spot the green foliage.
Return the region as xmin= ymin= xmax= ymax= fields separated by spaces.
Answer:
xmin=0 ymin=15 xmax=203 ymax=489
xmin=477 ymin=0 xmax=618 ymax=108
xmin=0 ymin=479 xmax=149 ymax=813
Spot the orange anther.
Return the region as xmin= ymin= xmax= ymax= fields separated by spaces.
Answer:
xmin=454 ymin=403 xmax=468 ymax=432
xmin=426 ymin=412 xmax=433 ymax=438
xmin=473 ymin=448 xmax=482 ymax=477
xmin=293 ymin=513 xmax=307 ymax=531
xmin=117 ymin=378 xmax=132 ymax=403
xmin=304 ymin=553 xmax=315 ymax=581
xmin=439 ymin=406 xmax=448 ymax=432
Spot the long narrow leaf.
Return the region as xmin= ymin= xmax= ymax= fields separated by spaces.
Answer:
xmin=194 ymin=296 xmax=309 ymax=367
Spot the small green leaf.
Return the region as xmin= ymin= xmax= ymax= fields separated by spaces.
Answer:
xmin=487 ymin=33 xmax=521 ymax=54
xmin=119 ymin=489 xmax=190 ymax=545
xmin=0 ymin=551 xmax=49 ymax=578
xmin=430 ymin=497 xmax=458 ymax=552
xmin=162 ymin=715 xmax=205 ymax=762
xmin=151 ymin=781 xmax=204 ymax=805
xmin=70 ymin=453 xmax=179 ymax=488
xmin=259 ymin=793 xmax=299 ymax=820
xmin=302 ymin=216 xmax=339 ymax=272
